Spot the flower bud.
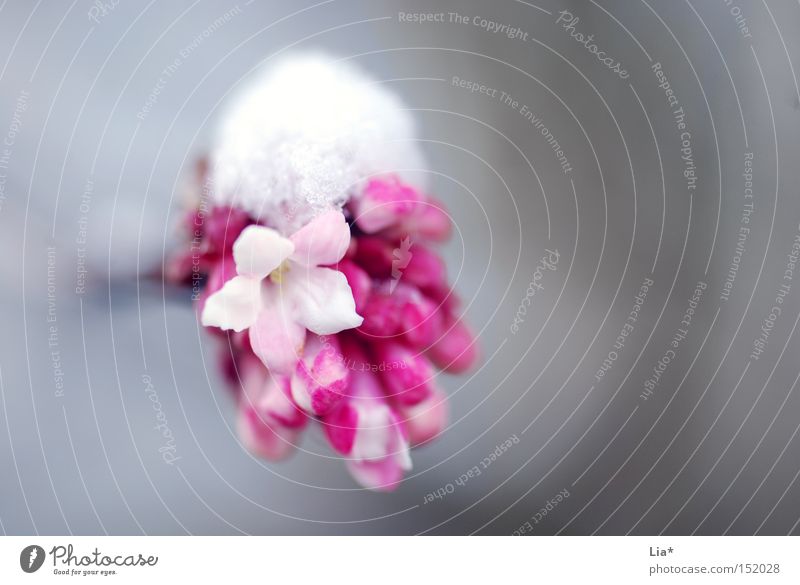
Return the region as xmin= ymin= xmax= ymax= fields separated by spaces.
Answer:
xmin=396 ymin=387 xmax=448 ymax=446
xmin=374 ymin=342 xmax=434 ymax=406
xmin=428 ymin=317 xmax=479 ymax=373
xmin=323 ymin=371 xmax=412 ymax=491
xmin=237 ymin=356 xmax=306 ymax=460
xmin=352 ymin=176 xmax=421 ymax=233
xmin=290 ymin=335 xmax=349 ymax=416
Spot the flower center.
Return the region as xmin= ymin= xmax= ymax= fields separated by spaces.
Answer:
xmin=269 ymin=260 xmax=291 ymax=284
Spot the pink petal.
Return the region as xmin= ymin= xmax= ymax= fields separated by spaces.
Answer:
xmin=357 ymin=293 xmax=401 ymax=338
xmin=239 ymin=356 xmax=307 ymax=429
xmin=346 ymin=401 xmax=412 ymax=491
xmin=289 ymin=210 xmax=351 ymax=267
xmin=287 ymin=266 xmax=363 ymax=335
xmin=352 ymin=177 xmax=421 ymax=234
xmin=237 ymin=401 xmax=301 ymax=461
xmin=396 ymin=197 xmax=451 ymax=241
xmin=200 ymin=275 xmax=262 ymax=332
xmin=397 ymin=388 xmax=448 ymax=446
xmin=400 ymin=245 xmax=446 ymax=292
xmin=352 ymin=236 xmax=394 ymax=278
xmin=323 ymin=368 xmax=383 ymax=455
xmin=233 ymin=225 xmax=294 ymax=279
xmin=428 ymin=317 xmax=479 ymax=373
xmin=375 ymin=343 xmax=434 ymax=406
xmin=290 ymin=335 xmax=349 ymax=416
xmin=323 ymin=400 xmax=358 ymax=455
xmin=259 ymin=380 xmax=308 ymax=430
xmin=346 ymin=456 xmax=407 ymax=492
xmin=395 ymin=285 xmax=441 ymax=348
xmin=249 ymin=300 xmax=306 ymax=375
xmin=323 ymin=369 xmax=413 ymax=490
xmin=350 ymin=401 xmax=396 ymax=461
xmin=204 ymin=206 xmax=252 ymax=256
xmin=347 ymin=367 xmax=386 ymax=399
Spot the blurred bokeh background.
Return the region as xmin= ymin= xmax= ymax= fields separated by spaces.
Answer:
xmin=1 ymin=0 xmax=800 ymax=535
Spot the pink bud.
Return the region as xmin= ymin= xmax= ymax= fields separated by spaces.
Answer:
xmin=352 ymin=176 xmax=421 ymax=233
xmin=241 ymin=355 xmax=307 ymax=429
xmin=237 ymin=358 xmax=307 ymax=460
xmin=400 ymin=245 xmax=446 ymax=293
xmin=346 ymin=452 xmax=409 ymax=492
xmin=358 ymin=293 xmax=401 ymax=338
xmin=321 ymin=365 xmax=378 ymax=456
xmin=323 ymin=399 xmax=358 ymax=455
xmin=291 ymin=335 xmax=349 ymax=416
xmin=427 ymin=317 xmax=479 ymax=373
xmin=237 ymin=403 xmax=303 ymax=461
xmin=394 ymin=284 xmax=442 ymax=348
xmin=346 ymin=399 xmax=411 ymax=492
xmin=352 ymin=236 xmax=394 ymax=279
xmin=403 ymin=197 xmax=451 ymax=241
xmin=374 ymin=342 xmax=434 ymax=406
xmin=396 ymin=387 xmax=448 ymax=446
xmin=323 ymin=371 xmax=412 ymax=491
xmin=382 ymin=196 xmax=451 ymax=242
xmin=389 ymin=244 xmax=453 ymax=308
xmin=203 ymin=206 xmax=252 ymax=256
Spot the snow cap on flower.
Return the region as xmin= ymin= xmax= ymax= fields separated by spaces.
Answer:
xmin=212 ymin=54 xmax=426 ymax=234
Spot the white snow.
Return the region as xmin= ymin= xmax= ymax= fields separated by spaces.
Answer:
xmin=211 ymin=54 xmax=426 ymax=233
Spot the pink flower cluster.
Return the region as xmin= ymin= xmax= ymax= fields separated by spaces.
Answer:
xmin=168 ymin=165 xmax=478 ymax=491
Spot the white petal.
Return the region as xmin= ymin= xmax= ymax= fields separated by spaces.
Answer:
xmin=287 ymin=266 xmax=363 ymax=335
xmin=200 ymin=275 xmax=262 ymax=332
xmin=233 ymin=225 xmax=295 ymax=279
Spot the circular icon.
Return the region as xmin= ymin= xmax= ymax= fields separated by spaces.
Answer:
xmin=20 ymin=545 xmax=45 ymax=573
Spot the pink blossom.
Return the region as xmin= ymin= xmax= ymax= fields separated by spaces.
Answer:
xmin=201 ymin=210 xmax=363 ymax=374
xmin=172 ymin=172 xmax=478 ymax=490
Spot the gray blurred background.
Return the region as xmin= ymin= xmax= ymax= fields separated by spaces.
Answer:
xmin=1 ymin=0 xmax=800 ymax=535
